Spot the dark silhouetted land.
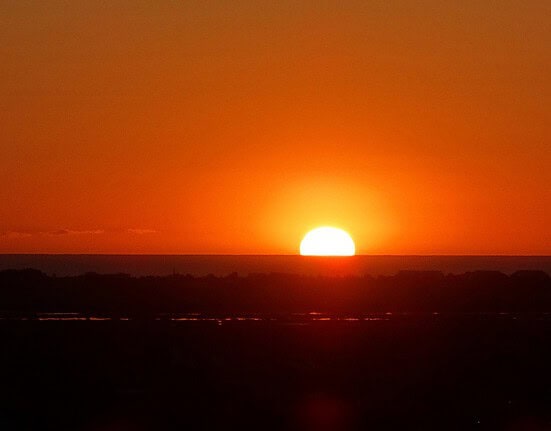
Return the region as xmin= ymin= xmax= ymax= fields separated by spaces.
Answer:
xmin=1 ymin=254 xmax=551 ymax=277
xmin=0 ymin=268 xmax=550 ymax=316
xmin=1 ymin=269 xmax=550 ymax=430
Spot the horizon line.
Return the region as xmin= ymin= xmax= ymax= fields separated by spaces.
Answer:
xmin=1 ymin=253 xmax=550 ymax=258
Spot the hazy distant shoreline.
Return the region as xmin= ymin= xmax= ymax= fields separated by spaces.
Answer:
xmin=1 ymin=254 xmax=550 ymax=277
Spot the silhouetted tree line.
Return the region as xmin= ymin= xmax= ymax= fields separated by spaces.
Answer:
xmin=0 ymin=268 xmax=550 ymax=315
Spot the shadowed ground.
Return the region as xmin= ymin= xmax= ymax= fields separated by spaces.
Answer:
xmin=0 ymin=315 xmax=550 ymax=430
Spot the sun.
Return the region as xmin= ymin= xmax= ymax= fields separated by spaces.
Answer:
xmin=300 ymin=227 xmax=356 ymax=256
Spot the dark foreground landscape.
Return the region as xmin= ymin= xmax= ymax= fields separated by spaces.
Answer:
xmin=1 ymin=270 xmax=551 ymax=430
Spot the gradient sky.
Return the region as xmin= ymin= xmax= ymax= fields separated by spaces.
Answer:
xmin=1 ymin=1 xmax=550 ymax=254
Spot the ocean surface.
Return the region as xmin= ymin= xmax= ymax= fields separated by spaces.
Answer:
xmin=0 ymin=254 xmax=549 ymax=276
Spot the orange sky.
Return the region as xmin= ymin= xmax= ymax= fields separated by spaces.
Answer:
xmin=1 ymin=1 xmax=550 ymax=254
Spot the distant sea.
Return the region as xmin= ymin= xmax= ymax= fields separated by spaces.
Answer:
xmin=0 ymin=255 xmax=550 ymax=277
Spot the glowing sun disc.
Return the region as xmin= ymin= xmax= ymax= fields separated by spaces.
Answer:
xmin=300 ymin=227 xmax=356 ymax=256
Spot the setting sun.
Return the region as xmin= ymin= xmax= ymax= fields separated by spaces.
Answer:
xmin=300 ymin=227 xmax=356 ymax=256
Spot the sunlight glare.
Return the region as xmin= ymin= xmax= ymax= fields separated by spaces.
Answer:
xmin=300 ymin=227 xmax=356 ymax=256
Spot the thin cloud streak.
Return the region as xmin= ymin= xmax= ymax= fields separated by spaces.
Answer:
xmin=0 ymin=228 xmax=157 ymax=239
xmin=47 ymin=229 xmax=105 ymax=236
xmin=0 ymin=231 xmax=34 ymax=239
xmin=127 ymin=229 xmax=158 ymax=235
